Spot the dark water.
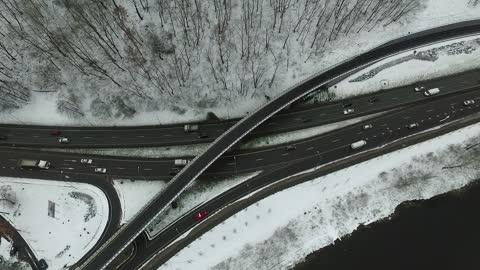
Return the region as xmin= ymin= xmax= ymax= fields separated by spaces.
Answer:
xmin=292 ymin=179 xmax=480 ymax=270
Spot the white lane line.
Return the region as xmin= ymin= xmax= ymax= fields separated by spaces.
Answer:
xmin=226 ymin=162 xmax=235 ymax=166
xmin=331 ymin=139 xmax=341 ymax=143
xmin=426 ymin=109 xmax=435 ymax=112
xmin=64 ymin=159 xmax=77 ymax=162
xmin=306 ymin=147 xmax=314 ymax=151
xmin=256 ymin=158 xmax=264 ymax=161
xmin=143 ymin=168 xmax=153 ymax=171
xmin=116 ymin=167 xmax=125 ymax=170
xmin=281 ymin=153 xmax=289 ymax=156
xmin=32 ymin=135 xmax=39 ymax=138
xmin=136 ymin=135 xmax=145 ymax=138
xmin=83 ymin=136 xmax=93 ymax=139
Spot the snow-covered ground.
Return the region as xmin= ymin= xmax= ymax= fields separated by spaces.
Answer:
xmin=0 ymin=237 xmax=31 ymax=270
xmin=158 ymin=122 xmax=480 ymax=270
xmin=0 ymin=178 xmax=108 ymax=270
xmin=0 ymin=0 xmax=479 ymax=126
xmin=113 ymin=179 xmax=167 ymax=224
xmin=325 ymin=34 xmax=480 ymax=100
xmin=147 ymin=172 xmax=261 ymax=238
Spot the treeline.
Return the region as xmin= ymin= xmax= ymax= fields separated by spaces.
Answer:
xmin=0 ymin=0 xmax=421 ymax=116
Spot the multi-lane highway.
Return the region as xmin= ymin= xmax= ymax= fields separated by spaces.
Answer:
xmin=77 ymin=20 xmax=480 ymax=270
xmin=119 ymin=87 xmax=480 ymax=270
xmin=0 ymin=69 xmax=479 ymax=149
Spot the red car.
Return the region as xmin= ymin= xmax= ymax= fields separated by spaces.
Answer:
xmin=50 ymin=130 xmax=62 ymax=136
xmin=193 ymin=210 xmax=208 ymax=221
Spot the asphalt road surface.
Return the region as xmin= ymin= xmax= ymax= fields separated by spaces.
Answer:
xmin=0 ymin=69 xmax=479 ymax=149
xmin=76 ymin=20 xmax=480 ymax=270
xmin=121 ymin=89 xmax=480 ymax=270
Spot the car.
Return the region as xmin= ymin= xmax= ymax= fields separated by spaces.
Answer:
xmin=363 ymin=124 xmax=373 ymax=130
xmin=407 ymin=123 xmax=420 ymax=129
xmin=81 ymin=159 xmax=92 ymax=164
xmin=94 ymin=167 xmax=107 ymax=174
xmin=197 ymin=132 xmax=209 ymax=139
xmin=414 ymin=86 xmax=425 ymax=92
xmin=50 ymin=130 xmax=62 ymax=136
xmin=286 ymin=145 xmax=296 ymax=151
xmin=193 ymin=210 xmax=208 ymax=221
xmin=169 ymin=168 xmax=181 ymax=176
xmin=0 ymin=135 xmax=7 ymax=140
xmin=463 ymin=99 xmax=475 ymax=106
xmin=342 ymin=102 xmax=353 ymax=108
xmin=423 ymin=88 xmax=440 ymax=96
xmin=350 ymin=140 xmax=367 ymax=150
xmin=367 ymin=97 xmax=378 ymax=104
xmin=343 ymin=108 xmax=355 ymax=115
xmin=58 ymin=137 xmax=70 ymax=143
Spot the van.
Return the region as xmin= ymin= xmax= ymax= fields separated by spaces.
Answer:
xmin=184 ymin=124 xmax=199 ymax=132
xmin=350 ymin=140 xmax=367 ymax=150
xmin=423 ymin=88 xmax=440 ymax=96
xmin=174 ymin=159 xmax=189 ymax=166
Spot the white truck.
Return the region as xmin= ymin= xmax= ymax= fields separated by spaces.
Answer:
xmin=18 ymin=159 xmax=51 ymax=169
xmin=350 ymin=140 xmax=367 ymax=150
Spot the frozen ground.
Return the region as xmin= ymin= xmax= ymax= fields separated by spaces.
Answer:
xmin=0 ymin=0 xmax=479 ymax=126
xmin=158 ymin=122 xmax=480 ymax=270
xmin=0 ymin=177 xmax=108 ymax=270
xmin=322 ymin=34 xmax=480 ymax=101
xmin=113 ymin=179 xmax=167 ymax=224
xmin=147 ymin=172 xmax=261 ymax=238
xmin=0 ymin=237 xmax=31 ymax=270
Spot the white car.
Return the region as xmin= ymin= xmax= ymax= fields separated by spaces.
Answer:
xmin=414 ymin=86 xmax=425 ymax=92
xmin=363 ymin=124 xmax=373 ymax=130
xmin=94 ymin=167 xmax=107 ymax=174
xmin=463 ymin=99 xmax=475 ymax=106
xmin=81 ymin=159 xmax=92 ymax=164
xmin=407 ymin=123 xmax=420 ymax=129
xmin=343 ymin=108 xmax=355 ymax=115
xmin=58 ymin=137 xmax=70 ymax=143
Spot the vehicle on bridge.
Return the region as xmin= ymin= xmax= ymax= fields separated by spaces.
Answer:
xmin=18 ymin=159 xmax=51 ymax=169
xmin=350 ymin=140 xmax=367 ymax=150
xmin=194 ymin=210 xmax=208 ymax=221
xmin=174 ymin=159 xmax=190 ymax=167
xmin=464 ymin=99 xmax=475 ymax=106
xmin=343 ymin=108 xmax=355 ymax=115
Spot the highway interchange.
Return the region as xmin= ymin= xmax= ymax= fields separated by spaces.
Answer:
xmin=0 ymin=20 xmax=479 ymax=270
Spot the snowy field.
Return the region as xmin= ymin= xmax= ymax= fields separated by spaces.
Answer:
xmin=0 ymin=0 xmax=479 ymax=126
xmin=0 ymin=178 xmax=108 ymax=270
xmin=326 ymin=34 xmax=480 ymax=100
xmin=158 ymin=122 xmax=480 ymax=270
xmin=113 ymin=179 xmax=167 ymax=224
xmin=0 ymin=237 xmax=31 ymax=270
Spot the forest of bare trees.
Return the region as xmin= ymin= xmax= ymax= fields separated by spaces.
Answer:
xmin=0 ymin=0 xmax=423 ymax=119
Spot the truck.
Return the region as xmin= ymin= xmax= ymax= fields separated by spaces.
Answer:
xmin=350 ymin=140 xmax=367 ymax=150
xmin=18 ymin=159 xmax=51 ymax=169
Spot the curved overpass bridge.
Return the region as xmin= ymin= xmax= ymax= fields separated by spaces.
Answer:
xmin=78 ymin=20 xmax=480 ymax=270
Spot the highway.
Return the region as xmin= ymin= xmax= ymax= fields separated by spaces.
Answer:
xmin=2 ymin=80 xmax=480 ymax=181
xmin=0 ymin=69 xmax=478 ymax=149
xmin=76 ymin=20 xmax=480 ymax=270
xmin=120 ymin=88 xmax=480 ymax=270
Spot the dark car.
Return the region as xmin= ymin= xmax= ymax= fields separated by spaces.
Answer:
xmin=169 ymin=168 xmax=180 ymax=176
xmin=342 ymin=102 xmax=353 ymax=108
xmin=0 ymin=135 xmax=7 ymax=140
xmin=197 ymin=132 xmax=209 ymax=139
xmin=171 ymin=201 xmax=178 ymax=209
xmin=50 ymin=130 xmax=62 ymax=136
xmin=368 ymin=97 xmax=379 ymax=103
xmin=286 ymin=145 xmax=296 ymax=151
